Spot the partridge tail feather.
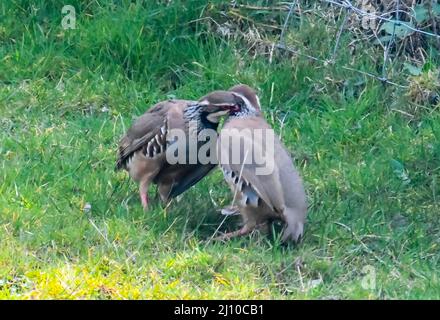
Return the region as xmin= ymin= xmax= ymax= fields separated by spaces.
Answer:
xmin=168 ymin=164 xmax=216 ymax=200
xmin=115 ymin=152 xmax=128 ymax=171
xmin=115 ymin=160 xmax=124 ymax=171
xmin=281 ymin=207 xmax=305 ymax=243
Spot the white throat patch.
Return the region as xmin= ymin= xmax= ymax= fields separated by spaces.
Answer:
xmin=233 ymin=93 xmax=258 ymax=115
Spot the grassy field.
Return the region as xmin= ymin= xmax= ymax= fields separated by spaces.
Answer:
xmin=1 ymin=1 xmax=439 ymax=299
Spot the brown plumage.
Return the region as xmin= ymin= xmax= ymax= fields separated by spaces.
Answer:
xmin=116 ymin=96 xmax=234 ymax=210
xmin=215 ymin=84 xmax=308 ymax=242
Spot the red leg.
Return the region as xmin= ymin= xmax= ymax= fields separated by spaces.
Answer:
xmin=140 ymin=191 xmax=149 ymax=210
xmin=214 ymin=225 xmax=253 ymax=241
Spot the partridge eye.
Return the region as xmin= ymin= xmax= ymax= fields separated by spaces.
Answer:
xmin=238 ymin=101 xmax=246 ymax=111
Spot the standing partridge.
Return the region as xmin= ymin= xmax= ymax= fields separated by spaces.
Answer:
xmin=116 ymin=95 xmax=234 ymax=210
xmin=216 ymin=84 xmax=308 ymax=242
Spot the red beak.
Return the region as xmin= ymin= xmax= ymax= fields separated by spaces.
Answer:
xmin=221 ymin=104 xmax=240 ymax=113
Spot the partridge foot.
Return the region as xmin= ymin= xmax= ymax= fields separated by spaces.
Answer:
xmin=220 ymin=205 xmax=240 ymax=216
xmin=214 ymin=225 xmax=253 ymax=241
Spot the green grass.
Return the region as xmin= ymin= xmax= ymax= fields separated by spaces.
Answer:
xmin=1 ymin=0 xmax=439 ymax=299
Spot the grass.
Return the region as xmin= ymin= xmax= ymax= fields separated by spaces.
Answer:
xmin=0 ymin=0 xmax=439 ymax=299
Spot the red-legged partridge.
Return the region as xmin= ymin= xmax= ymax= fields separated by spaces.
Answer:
xmin=215 ymin=84 xmax=308 ymax=242
xmin=116 ymin=96 xmax=234 ymax=210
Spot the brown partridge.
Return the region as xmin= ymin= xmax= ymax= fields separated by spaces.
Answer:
xmin=116 ymin=95 xmax=234 ymax=210
xmin=215 ymin=84 xmax=308 ymax=242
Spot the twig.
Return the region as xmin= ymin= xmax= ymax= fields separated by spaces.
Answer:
xmin=228 ymin=9 xmax=282 ymax=30
xmin=381 ymin=0 xmax=400 ymax=81
xmin=88 ymin=218 xmax=117 ymax=250
xmin=273 ymin=42 xmax=408 ymax=87
xmin=296 ymin=264 xmax=305 ymax=291
xmin=280 ymin=1 xmax=297 ymax=45
xmin=334 ymin=222 xmax=387 ymax=266
xmin=274 ymin=42 xmax=324 ymax=62
xmin=331 ymin=9 xmax=348 ymax=61
xmin=236 ymin=4 xmax=291 ymax=11
xmin=324 ymin=0 xmax=440 ymax=39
